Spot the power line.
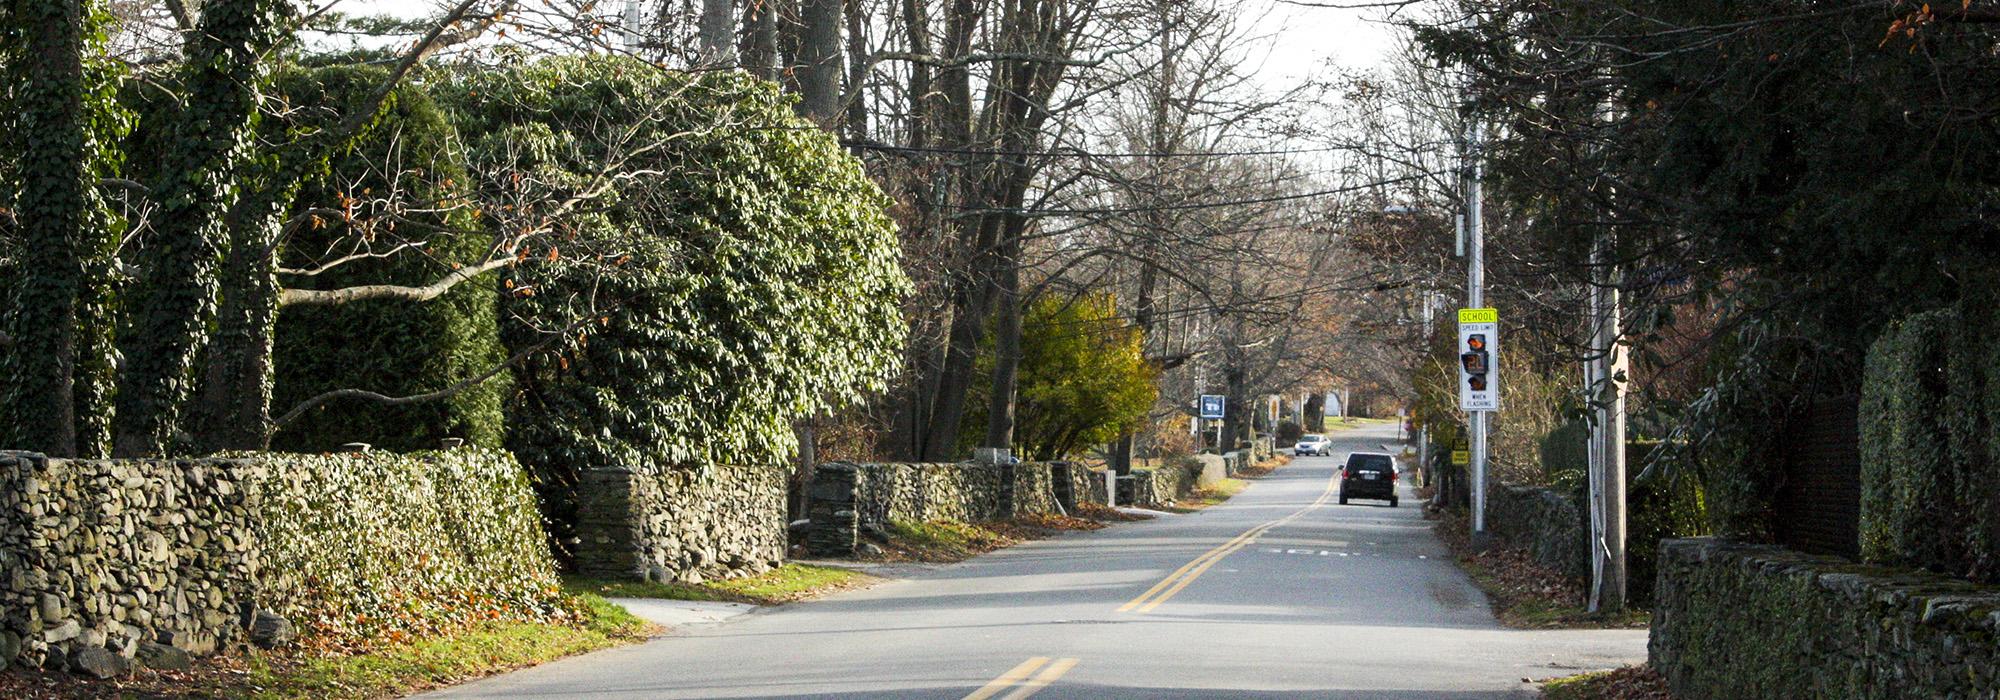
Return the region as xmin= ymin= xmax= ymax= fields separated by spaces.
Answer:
xmin=844 ymin=140 xmax=1353 ymax=160
xmin=955 ymin=173 xmax=1430 ymax=216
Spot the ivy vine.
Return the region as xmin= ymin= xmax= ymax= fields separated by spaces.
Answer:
xmin=0 ymin=0 xmax=130 ymax=458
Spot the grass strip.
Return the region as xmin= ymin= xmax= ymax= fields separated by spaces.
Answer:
xmin=565 ymin=563 xmax=878 ymax=606
xmin=1159 ymin=478 xmax=1248 ymax=513
xmin=1540 ymin=666 xmax=1674 ymax=699
xmin=0 ymin=593 xmax=650 ymax=700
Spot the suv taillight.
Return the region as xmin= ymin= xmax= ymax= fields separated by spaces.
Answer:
xmin=1341 ymin=469 xmax=1351 ymax=479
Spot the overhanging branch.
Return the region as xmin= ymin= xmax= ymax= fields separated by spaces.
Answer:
xmin=276 ymin=255 xmax=512 ymax=307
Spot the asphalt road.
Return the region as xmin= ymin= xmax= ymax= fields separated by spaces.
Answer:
xmin=426 ymin=424 xmax=1645 ymax=699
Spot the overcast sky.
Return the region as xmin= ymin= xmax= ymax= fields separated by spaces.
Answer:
xmin=1247 ymin=0 xmax=1404 ymax=80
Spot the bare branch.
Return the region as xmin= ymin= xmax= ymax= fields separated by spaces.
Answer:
xmin=277 ymin=255 xmax=512 ymax=306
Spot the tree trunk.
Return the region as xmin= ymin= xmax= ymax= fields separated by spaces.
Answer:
xmin=795 ymin=0 xmax=842 ymax=123
xmin=113 ymin=0 xmax=289 ymax=457
xmin=899 ymin=0 xmax=932 ymax=148
xmin=740 ymin=0 xmax=778 ymax=79
xmin=843 ymin=0 xmax=868 ymax=138
xmin=983 ymin=234 xmax=1023 ymax=450
xmin=920 ymin=216 xmax=1002 ymax=460
xmin=1 ymin=0 xmax=96 ymax=457
xmin=699 ymin=0 xmax=737 ymax=65
xmin=1221 ymin=362 xmax=1247 ymax=451
xmin=192 ymin=226 xmax=280 ymax=452
xmin=776 ymin=0 xmax=802 ymax=91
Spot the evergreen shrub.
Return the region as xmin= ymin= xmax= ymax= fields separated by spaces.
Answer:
xmin=269 ymin=66 xmax=509 ymax=451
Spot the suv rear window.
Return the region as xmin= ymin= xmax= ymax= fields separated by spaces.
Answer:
xmin=1346 ymin=454 xmax=1393 ymax=471
xmin=1300 ymin=435 xmax=1324 ymax=442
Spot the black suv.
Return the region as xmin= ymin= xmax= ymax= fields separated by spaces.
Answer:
xmin=1338 ymin=452 xmax=1399 ymax=507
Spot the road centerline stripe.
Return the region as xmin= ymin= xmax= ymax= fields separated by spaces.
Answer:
xmin=1000 ymin=658 xmax=1079 ymax=699
xmin=963 ymin=657 xmax=1051 ymax=700
xmin=1118 ymin=467 xmax=1343 ymax=613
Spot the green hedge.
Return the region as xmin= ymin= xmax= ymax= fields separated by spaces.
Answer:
xmin=268 ymin=66 xmax=509 ymax=452
xmin=1539 ymin=419 xmax=1590 ymax=492
xmin=1859 ymin=308 xmax=1994 ymax=580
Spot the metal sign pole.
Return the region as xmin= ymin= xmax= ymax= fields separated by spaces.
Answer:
xmin=1467 ymin=117 xmax=1490 ymax=541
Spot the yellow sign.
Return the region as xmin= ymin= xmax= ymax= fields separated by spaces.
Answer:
xmin=1457 ymin=308 xmax=1498 ymax=324
xmin=1451 ymin=450 xmax=1470 ymax=466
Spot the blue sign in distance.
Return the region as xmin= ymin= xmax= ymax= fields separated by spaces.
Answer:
xmin=1199 ymin=394 xmax=1226 ymax=419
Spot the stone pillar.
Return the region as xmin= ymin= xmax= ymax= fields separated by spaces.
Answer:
xmin=1049 ymin=462 xmax=1077 ymax=513
xmin=806 ymin=463 xmax=860 ymax=557
xmin=973 ymin=449 xmax=1017 ymax=518
xmin=572 ymin=467 xmax=643 ymax=579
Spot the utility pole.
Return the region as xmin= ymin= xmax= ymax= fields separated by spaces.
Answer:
xmin=1587 ymin=236 xmax=1628 ymax=612
xmin=1465 ymin=117 xmax=1490 ymax=544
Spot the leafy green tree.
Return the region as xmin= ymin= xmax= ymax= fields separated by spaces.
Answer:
xmin=433 ymin=58 xmax=909 ymax=553
xmin=965 ymin=293 xmax=1157 ymax=461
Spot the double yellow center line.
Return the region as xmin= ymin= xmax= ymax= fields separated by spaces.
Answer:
xmin=1115 ymin=469 xmax=1342 ymax=614
xmin=963 ymin=657 xmax=1080 ymax=700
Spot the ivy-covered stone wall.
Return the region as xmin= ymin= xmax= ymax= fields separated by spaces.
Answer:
xmin=572 ymin=464 xmax=786 ymax=583
xmin=0 ymin=449 xmax=559 ymax=675
xmin=1650 ymin=538 xmax=2000 ymax=699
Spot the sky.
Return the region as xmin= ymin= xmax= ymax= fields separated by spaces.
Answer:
xmin=337 ymin=0 xmax=1407 ymax=80
xmin=1246 ymin=0 xmax=1406 ymax=82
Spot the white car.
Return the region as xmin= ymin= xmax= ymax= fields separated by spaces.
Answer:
xmin=1294 ymin=434 xmax=1331 ymax=456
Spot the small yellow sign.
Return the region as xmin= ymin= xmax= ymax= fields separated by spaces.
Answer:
xmin=1458 ymin=308 xmax=1498 ymax=324
xmin=1451 ymin=450 xmax=1470 ymax=466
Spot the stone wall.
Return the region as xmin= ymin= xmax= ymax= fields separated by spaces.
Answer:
xmin=1049 ymin=462 xmax=1109 ymax=513
xmin=572 ymin=463 xmax=786 ymax=583
xmin=857 ymin=462 xmax=1008 ymax=524
xmin=805 ymin=461 xmax=1087 ymax=556
xmin=1487 ymin=482 xmax=1589 ymax=581
xmin=1650 ymin=538 xmax=2000 ymax=699
xmin=0 ymin=449 xmax=558 ymax=675
xmin=1123 ymin=460 xmax=1202 ymax=508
